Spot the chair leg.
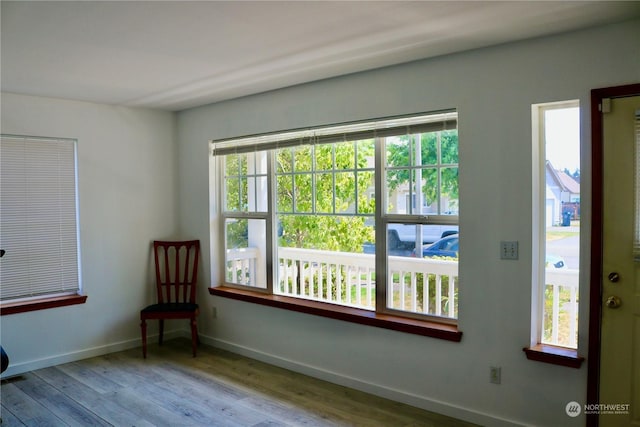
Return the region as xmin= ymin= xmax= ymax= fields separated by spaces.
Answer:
xmin=141 ymin=318 xmax=147 ymax=359
xmin=158 ymin=319 xmax=164 ymax=345
xmin=190 ymin=318 xmax=198 ymax=357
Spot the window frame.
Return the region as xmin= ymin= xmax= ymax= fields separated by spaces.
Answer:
xmin=379 ymin=129 xmax=459 ymax=322
xmin=211 ymin=111 xmax=461 ymax=337
xmin=220 ymin=150 xmax=273 ymax=292
xmin=0 ymin=134 xmax=86 ymax=316
xmin=525 ymin=101 xmax=584 ymax=367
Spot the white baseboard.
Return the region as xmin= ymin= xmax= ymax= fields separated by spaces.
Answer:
xmin=1 ymin=330 xmax=526 ymax=427
xmin=0 ymin=330 xmax=183 ymax=379
xmin=198 ymin=333 xmax=528 ymax=427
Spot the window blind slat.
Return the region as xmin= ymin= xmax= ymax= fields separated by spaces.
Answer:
xmin=0 ymin=135 xmax=81 ymax=301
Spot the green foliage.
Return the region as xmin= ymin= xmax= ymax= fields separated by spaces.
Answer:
xmin=278 ymin=215 xmax=374 ymax=252
xmin=563 ymin=168 xmax=581 ymax=180
xmin=225 ymin=219 xmax=248 ymax=248
xmin=276 ymin=140 xmax=375 ymax=251
xmin=225 ymin=131 xmax=459 ymax=253
xmin=224 ymin=153 xmax=248 ymax=211
xmin=386 ymin=130 xmax=459 ymax=209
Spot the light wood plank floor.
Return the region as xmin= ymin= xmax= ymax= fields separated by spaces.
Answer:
xmin=1 ymin=338 xmax=479 ymax=427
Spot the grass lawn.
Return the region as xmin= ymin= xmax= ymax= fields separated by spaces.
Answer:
xmin=546 ymin=231 xmax=579 ymax=241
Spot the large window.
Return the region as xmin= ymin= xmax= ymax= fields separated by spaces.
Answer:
xmin=0 ymin=135 xmax=85 ymax=314
xmin=214 ymin=111 xmax=458 ymax=322
xmin=531 ymin=101 xmax=580 ymax=349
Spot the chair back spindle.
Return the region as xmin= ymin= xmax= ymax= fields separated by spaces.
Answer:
xmin=153 ymin=240 xmax=199 ymax=305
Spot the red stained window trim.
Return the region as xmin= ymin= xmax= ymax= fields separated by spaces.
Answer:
xmin=209 ymin=286 xmax=462 ymax=342
xmin=1 ymin=294 xmax=87 ymax=316
xmin=523 ymin=344 xmax=584 ymax=369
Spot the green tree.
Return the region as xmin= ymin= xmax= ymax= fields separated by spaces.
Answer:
xmin=276 ymin=140 xmax=375 ymax=252
xmin=386 ymin=131 xmax=458 ymax=209
xmin=563 ymin=168 xmax=580 ymax=181
xmin=223 ymin=153 xmax=256 ymax=248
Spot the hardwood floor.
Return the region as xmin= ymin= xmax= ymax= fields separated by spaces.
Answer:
xmin=1 ymin=338 xmax=478 ymax=426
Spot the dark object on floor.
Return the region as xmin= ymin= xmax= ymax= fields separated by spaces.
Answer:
xmin=1 ymin=346 xmax=8 ymax=373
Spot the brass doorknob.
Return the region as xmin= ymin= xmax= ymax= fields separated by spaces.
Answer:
xmin=608 ymin=272 xmax=620 ymax=283
xmin=605 ymin=296 xmax=621 ymax=309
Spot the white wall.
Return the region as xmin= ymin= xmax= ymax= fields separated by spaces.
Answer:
xmin=1 ymin=93 xmax=178 ymax=375
xmin=177 ymin=20 xmax=640 ymax=427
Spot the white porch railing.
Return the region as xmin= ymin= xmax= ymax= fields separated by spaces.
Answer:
xmin=226 ymin=247 xmax=579 ymax=347
xmin=273 ymin=247 xmax=457 ymax=319
xmin=385 ymin=256 xmax=458 ymax=318
xmin=225 ymin=247 xmax=258 ymax=286
xmin=277 ymin=248 xmax=377 ymax=309
xmin=543 ymin=268 xmax=579 ymax=348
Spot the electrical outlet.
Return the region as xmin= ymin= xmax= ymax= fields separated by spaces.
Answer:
xmin=500 ymin=241 xmax=518 ymax=260
xmin=211 ymin=307 xmax=217 ymax=319
xmin=490 ymin=366 xmax=501 ymax=384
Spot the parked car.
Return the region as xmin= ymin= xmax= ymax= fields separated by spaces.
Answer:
xmin=415 ymin=234 xmax=567 ymax=268
xmin=363 ymin=224 xmax=460 ymax=257
xmin=417 ymin=234 xmax=459 ymax=258
xmin=388 ymin=223 xmax=459 ymax=245
xmin=363 ymin=229 xmax=415 ymax=257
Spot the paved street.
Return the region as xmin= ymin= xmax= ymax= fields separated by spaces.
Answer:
xmin=547 ymin=226 xmax=580 ymax=269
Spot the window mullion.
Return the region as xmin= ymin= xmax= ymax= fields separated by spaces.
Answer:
xmin=436 ymin=132 xmax=442 ymax=215
xmin=218 ymin=156 xmax=227 ymax=286
xmin=375 ymin=137 xmax=386 ymax=314
xmin=267 ymin=150 xmax=275 ymax=294
xmin=353 ymin=143 xmax=357 ymax=215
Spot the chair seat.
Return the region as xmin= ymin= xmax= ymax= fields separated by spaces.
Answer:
xmin=141 ymin=303 xmax=198 ymax=314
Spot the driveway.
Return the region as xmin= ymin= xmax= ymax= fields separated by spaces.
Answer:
xmin=547 ymin=234 xmax=580 ymax=269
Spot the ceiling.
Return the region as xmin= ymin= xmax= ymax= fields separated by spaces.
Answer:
xmin=2 ymin=1 xmax=639 ymax=111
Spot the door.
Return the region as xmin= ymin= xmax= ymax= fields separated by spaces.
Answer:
xmin=600 ymin=94 xmax=640 ymax=426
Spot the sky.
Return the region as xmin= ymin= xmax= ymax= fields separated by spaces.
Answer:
xmin=545 ymin=107 xmax=580 ymax=173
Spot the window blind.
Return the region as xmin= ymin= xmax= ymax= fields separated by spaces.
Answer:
xmin=0 ymin=135 xmax=81 ymax=301
xmin=211 ymin=110 xmax=457 ymax=156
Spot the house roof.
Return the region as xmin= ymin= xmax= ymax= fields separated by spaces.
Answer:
xmin=546 ymin=161 xmax=580 ymax=194
xmin=556 ymin=170 xmax=581 ymax=194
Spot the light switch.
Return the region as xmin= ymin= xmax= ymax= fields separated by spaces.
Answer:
xmin=500 ymin=241 xmax=518 ymax=260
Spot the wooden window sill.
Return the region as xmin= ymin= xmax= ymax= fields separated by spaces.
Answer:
xmin=1 ymin=294 xmax=88 ymax=316
xmin=523 ymin=344 xmax=584 ymax=368
xmin=209 ymin=286 xmax=462 ymax=342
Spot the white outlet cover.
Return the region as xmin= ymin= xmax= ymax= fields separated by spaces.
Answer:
xmin=500 ymin=241 xmax=518 ymax=260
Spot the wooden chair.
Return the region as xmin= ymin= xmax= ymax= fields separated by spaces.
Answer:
xmin=140 ymin=240 xmax=200 ymax=358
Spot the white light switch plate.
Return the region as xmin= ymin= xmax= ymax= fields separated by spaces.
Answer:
xmin=500 ymin=241 xmax=518 ymax=260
